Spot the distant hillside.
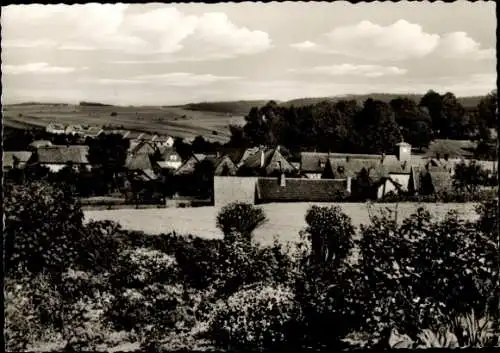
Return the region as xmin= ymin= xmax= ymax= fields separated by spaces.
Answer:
xmin=182 ymin=100 xmax=272 ymax=115
xmin=283 ymin=94 xmax=483 ymax=109
xmin=180 ymin=93 xmax=484 ymax=116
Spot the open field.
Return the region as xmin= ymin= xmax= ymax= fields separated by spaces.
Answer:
xmin=84 ymin=202 xmax=480 ymax=246
xmin=3 ymin=103 xmax=246 ymax=143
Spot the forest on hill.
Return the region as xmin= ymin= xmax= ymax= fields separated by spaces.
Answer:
xmin=226 ymin=90 xmax=497 ymax=155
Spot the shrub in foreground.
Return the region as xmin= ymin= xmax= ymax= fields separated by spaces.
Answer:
xmin=216 ymin=202 xmax=267 ymax=242
xmin=357 ymin=207 xmax=498 ymax=342
xmin=208 ymin=283 xmax=301 ymax=351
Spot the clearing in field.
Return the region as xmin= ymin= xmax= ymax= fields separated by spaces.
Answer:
xmin=84 ymin=202 xmax=479 ymax=246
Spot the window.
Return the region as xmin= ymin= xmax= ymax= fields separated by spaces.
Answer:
xmin=170 ymin=155 xmax=177 ymax=161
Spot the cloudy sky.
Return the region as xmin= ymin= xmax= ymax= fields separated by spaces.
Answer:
xmin=2 ymin=2 xmax=496 ymax=105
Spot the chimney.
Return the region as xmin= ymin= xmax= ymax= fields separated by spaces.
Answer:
xmin=397 ymin=140 xmax=411 ymax=162
xmin=276 ymin=145 xmax=280 ymax=152
xmin=436 ymin=152 xmax=441 ymax=161
xmin=444 ymin=154 xmax=449 ymax=161
xmin=280 ymin=172 xmax=286 ymax=187
xmin=346 ymin=176 xmax=352 ymax=194
xmin=346 ymin=156 xmax=350 ymax=163
xmin=260 ymin=150 xmax=265 ymax=168
xmin=380 ymin=153 xmax=386 ymax=164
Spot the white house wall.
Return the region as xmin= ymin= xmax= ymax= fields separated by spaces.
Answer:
xmin=214 ymin=176 xmax=258 ymax=207
xmin=389 ymin=174 xmax=410 ymax=192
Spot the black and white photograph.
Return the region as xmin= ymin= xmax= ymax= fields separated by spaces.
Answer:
xmin=2 ymin=1 xmax=499 ymax=351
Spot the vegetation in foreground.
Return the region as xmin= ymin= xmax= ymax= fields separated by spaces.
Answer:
xmin=4 ymin=181 xmax=500 ymax=351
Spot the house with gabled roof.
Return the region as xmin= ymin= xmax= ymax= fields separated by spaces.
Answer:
xmin=46 ymin=122 xmax=67 ymax=135
xmin=238 ymin=146 xmax=297 ymax=176
xmin=152 ymin=135 xmax=175 ymax=148
xmin=255 ymin=176 xmax=349 ymax=204
xmin=128 ymin=140 xmax=157 ymax=156
xmin=3 ymin=151 xmax=33 ymax=172
xmin=175 ymin=153 xmax=238 ymax=177
xmin=35 ymin=145 xmax=90 ymax=173
xmin=155 ymin=147 xmax=183 ymax=171
xmin=125 ymin=153 xmax=157 ymax=181
xmin=29 ymin=140 xmax=53 ymax=151
xmin=65 ymin=124 xmax=85 ymax=135
xmin=83 ymin=126 xmax=103 ymax=138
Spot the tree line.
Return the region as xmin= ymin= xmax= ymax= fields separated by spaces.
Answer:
xmin=228 ymin=90 xmax=497 ymax=154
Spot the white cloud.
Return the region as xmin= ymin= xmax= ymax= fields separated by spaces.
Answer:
xmin=289 ymin=20 xmax=495 ymax=62
xmin=290 ymin=41 xmax=317 ymax=50
xmin=291 ymin=20 xmax=440 ymax=61
xmin=289 ymin=64 xmax=407 ymax=77
xmin=2 ymin=62 xmax=77 ymax=75
xmin=2 ymin=4 xmax=272 ymax=60
xmin=78 ymin=73 xmax=241 ymax=87
xmin=436 ymin=32 xmax=495 ymax=60
xmin=133 ymin=72 xmax=241 ymax=87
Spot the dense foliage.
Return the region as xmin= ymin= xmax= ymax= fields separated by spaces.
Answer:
xmin=4 ymin=182 xmax=500 ymax=351
xmin=216 ymin=202 xmax=268 ymax=242
xmin=228 ymin=90 xmax=497 ymax=153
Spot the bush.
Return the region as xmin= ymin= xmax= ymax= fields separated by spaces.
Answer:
xmin=301 ymin=205 xmax=355 ymax=270
xmin=4 ymin=182 xmax=85 ymax=277
xmin=109 ymin=247 xmax=178 ymax=290
xmin=356 ymin=207 xmax=499 ymax=342
xmin=106 ymin=283 xmax=197 ymax=343
xmin=175 ymin=235 xmax=295 ymax=297
xmin=4 ymin=273 xmax=63 ymax=351
xmin=292 ymin=206 xmax=360 ymax=349
xmin=208 ymin=283 xmax=301 ymax=351
xmin=216 ymin=202 xmax=267 ymax=242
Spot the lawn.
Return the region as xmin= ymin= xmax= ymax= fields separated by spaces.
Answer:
xmin=84 ymin=202 xmax=480 ymax=246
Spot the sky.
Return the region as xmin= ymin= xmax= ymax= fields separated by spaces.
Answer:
xmin=1 ymin=2 xmax=497 ymax=105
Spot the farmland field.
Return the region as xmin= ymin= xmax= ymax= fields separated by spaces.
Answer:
xmin=3 ymin=103 xmax=246 ymax=143
xmin=84 ymin=202 xmax=480 ymax=246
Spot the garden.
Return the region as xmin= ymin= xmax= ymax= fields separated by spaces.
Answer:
xmin=4 ymin=180 xmax=500 ymax=351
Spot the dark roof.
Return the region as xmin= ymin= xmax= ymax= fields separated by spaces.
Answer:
xmin=125 ymin=153 xmax=154 ymax=170
xmin=174 ymin=155 xmax=203 ymax=175
xmin=130 ymin=141 xmax=156 ymax=155
xmin=256 ymin=177 xmax=347 ymax=203
xmin=242 ymin=147 xmax=296 ymax=175
xmin=428 ymin=170 xmax=453 ymax=193
xmin=300 ymin=152 xmax=331 ymax=173
xmin=4 ymin=151 xmax=33 ymax=169
xmin=37 ymin=145 xmax=89 ymax=164
xmin=210 ymin=155 xmax=238 ymax=176
xmin=238 ymin=147 xmax=261 ymax=166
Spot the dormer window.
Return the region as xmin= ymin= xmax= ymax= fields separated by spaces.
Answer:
xmin=319 ymin=160 xmax=326 ymax=168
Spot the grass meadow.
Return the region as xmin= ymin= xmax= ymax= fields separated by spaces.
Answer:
xmin=3 ymin=103 xmax=246 ymax=143
xmin=84 ymin=202 xmax=480 ymax=246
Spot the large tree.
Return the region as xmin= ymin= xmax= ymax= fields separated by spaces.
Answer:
xmin=477 ymin=89 xmax=498 ymax=129
xmin=357 ymin=99 xmax=402 ymax=153
xmin=419 ymin=90 xmax=444 ymax=135
xmin=390 ymin=97 xmax=433 ymax=150
xmin=87 ymin=133 xmax=130 ymax=193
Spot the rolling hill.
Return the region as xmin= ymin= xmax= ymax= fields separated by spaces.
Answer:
xmin=2 ymin=103 xmax=246 ymax=143
xmin=3 ymin=93 xmax=486 ymax=142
